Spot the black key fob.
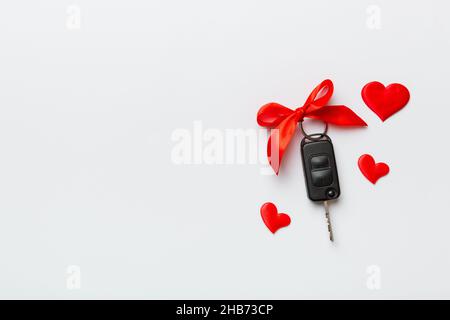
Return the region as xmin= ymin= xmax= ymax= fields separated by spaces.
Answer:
xmin=300 ymin=135 xmax=340 ymax=202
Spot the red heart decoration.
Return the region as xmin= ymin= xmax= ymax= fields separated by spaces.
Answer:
xmin=358 ymin=154 xmax=390 ymax=184
xmin=260 ymin=202 xmax=291 ymax=234
xmin=361 ymin=81 xmax=410 ymax=121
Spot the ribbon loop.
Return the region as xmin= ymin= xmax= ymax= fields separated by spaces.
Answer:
xmin=257 ymin=79 xmax=367 ymax=175
xmin=302 ymin=79 xmax=334 ymax=113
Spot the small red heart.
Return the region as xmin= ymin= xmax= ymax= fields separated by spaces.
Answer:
xmin=260 ymin=202 xmax=291 ymax=234
xmin=358 ymin=154 xmax=390 ymax=184
xmin=361 ymin=81 xmax=410 ymax=121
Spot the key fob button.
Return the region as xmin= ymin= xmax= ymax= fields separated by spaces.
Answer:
xmin=311 ymin=169 xmax=333 ymax=187
xmin=310 ymin=155 xmax=330 ymax=169
xmin=327 ymin=188 xmax=337 ymax=198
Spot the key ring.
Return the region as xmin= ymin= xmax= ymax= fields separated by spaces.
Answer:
xmin=299 ymin=120 xmax=328 ymax=141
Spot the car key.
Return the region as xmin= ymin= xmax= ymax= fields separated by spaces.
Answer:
xmin=300 ymin=134 xmax=340 ymax=242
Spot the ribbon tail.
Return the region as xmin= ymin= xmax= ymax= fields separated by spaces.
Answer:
xmin=307 ymin=105 xmax=367 ymax=126
xmin=267 ymin=113 xmax=299 ymax=175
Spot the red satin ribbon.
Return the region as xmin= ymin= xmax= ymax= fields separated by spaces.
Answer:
xmin=257 ymin=79 xmax=367 ymax=174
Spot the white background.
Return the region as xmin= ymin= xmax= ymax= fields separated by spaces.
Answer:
xmin=0 ymin=0 xmax=449 ymax=299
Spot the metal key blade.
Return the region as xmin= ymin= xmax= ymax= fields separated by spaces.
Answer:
xmin=324 ymin=201 xmax=334 ymax=242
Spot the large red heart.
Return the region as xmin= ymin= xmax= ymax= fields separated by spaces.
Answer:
xmin=260 ymin=202 xmax=291 ymax=234
xmin=361 ymin=81 xmax=410 ymax=121
xmin=358 ymin=154 xmax=390 ymax=184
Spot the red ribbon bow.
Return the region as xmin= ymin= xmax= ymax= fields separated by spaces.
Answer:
xmin=257 ymin=79 xmax=367 ymax=174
